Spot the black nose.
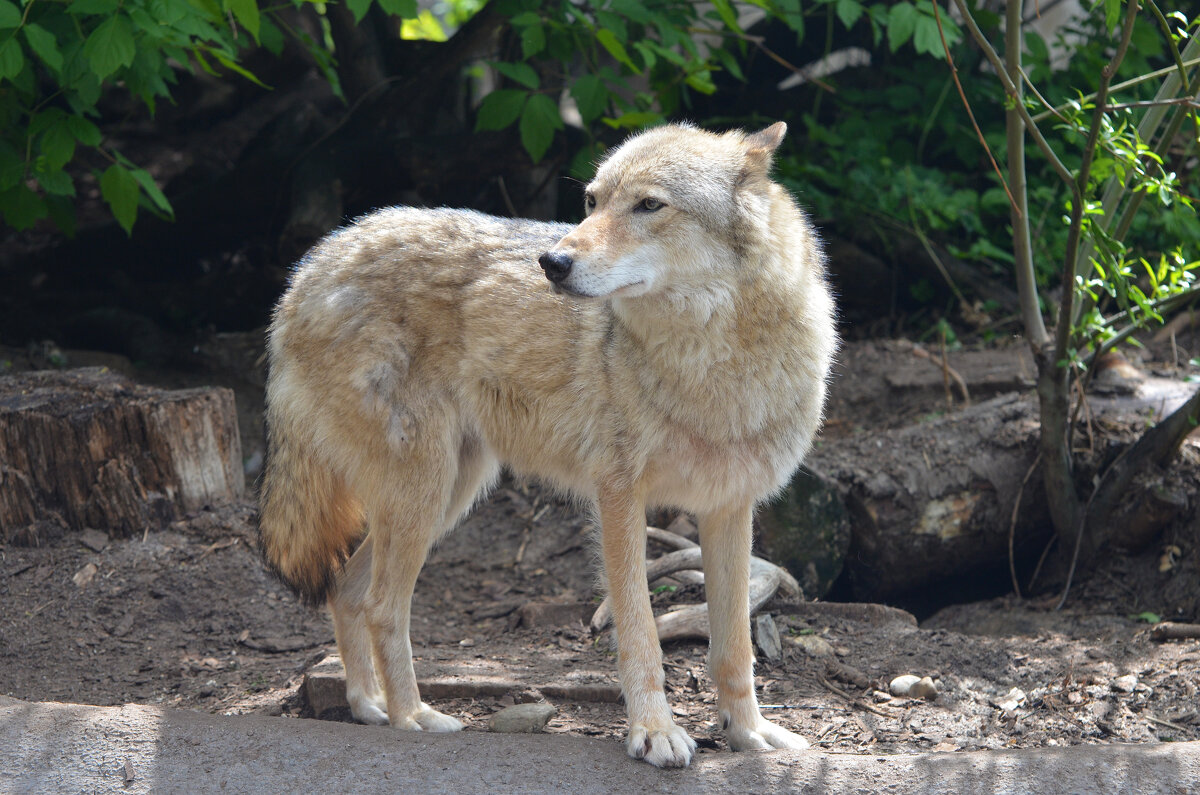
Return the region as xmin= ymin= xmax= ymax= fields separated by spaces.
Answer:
xmin=538 ymin=250 xmax=573 ymax=283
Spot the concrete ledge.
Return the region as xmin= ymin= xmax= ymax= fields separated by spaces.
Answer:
xmin=2 ymin=696 xmax=1196 ymax=794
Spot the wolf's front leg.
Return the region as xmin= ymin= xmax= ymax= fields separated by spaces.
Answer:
xmin=698 ymin=505 xmax=809 ymax=752
xmin=599 ymin=485 xmax=696 ymax=768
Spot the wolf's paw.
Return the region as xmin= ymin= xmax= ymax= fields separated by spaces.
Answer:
xmin=391 ymin=703 xmax=465 ymax=733
xmin=627 ymin=722 xmax=696 ymax=768
xmin=725 ymin=717 xmax=810 ymax=752
xmin=347 ymin=691 xmax=389 ymax=726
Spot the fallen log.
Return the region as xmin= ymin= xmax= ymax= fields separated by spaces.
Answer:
xmin=808 ymin=392 xmax=1047 ymax=601
xmin=0 ymin=368 xmax=244 ymax=543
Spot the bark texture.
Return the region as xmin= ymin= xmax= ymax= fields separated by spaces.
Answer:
xmin=0 ymin=368 xmax=243 ymax=543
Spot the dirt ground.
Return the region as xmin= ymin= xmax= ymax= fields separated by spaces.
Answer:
xmin=2 ymin=333 xmax=1199 ymax=761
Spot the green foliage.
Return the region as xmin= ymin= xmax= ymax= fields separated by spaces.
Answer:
xmin=774 ymin=0 xmax=1198 ymax=329
xmin=471 ymin=0 xmax=962 ymax=166
xmin=0 ymin=0 xmax=422 ymax=234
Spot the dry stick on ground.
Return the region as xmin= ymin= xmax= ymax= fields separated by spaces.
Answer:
xmin=1151 ymin=622 xmax=1200 ymax=642
xmin=589 ymin=544 xmax=801 ymax=641
xmin=1007 ymin=452 xmax=1042 ymax=599
xmin=911 ymin=345 xmax=970 ymax=405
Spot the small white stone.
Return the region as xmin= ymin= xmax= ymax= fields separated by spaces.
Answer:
xmin=1112 ymin=674 xmax=1138 ymax=693
xmin=994 ymin=687 xmax=1026 ymax=712
xmin=488 ymin=703 xmax=556 ymax=733
xmin=909 ymin=676 xmax=939 ymax=700
xmin=793 ymin=634 xmax=835 ymax=657
xmin=890 ymin=674 xmax=922 ymax=696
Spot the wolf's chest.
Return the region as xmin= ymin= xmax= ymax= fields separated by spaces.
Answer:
xmin=643 ymin=423 xmax=804 ymax=512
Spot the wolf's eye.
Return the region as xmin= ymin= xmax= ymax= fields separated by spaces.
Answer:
xmin=636 ymin=197 xmax=664 ymax=212
xmin=584 ymin=193 xmax=596 ymax=211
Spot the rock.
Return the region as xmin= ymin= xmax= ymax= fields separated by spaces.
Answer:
xmin=890 ymin=675 xmax=921 ymax=697
xmin=909 ymin=677 xmax=939 ymax=700
xmin=79 ymin=529 xmax=109 ymax=552
xmin=793 ymin=634 xmax=835 ymax=657
xmin=994 ymin=687 xmax=1027 ymax=712
xmin=757 ymin=466 xmax=850 ymax=598
xmin=72 ymin=562 xmax=98 ymax=588
xmin=1112 ymin=674 xmax=1138 ymax=693
xmin=755 ymin=614 xmax=782 ymax=661
xmin=488 ymin=703 xmax=556 ymax=734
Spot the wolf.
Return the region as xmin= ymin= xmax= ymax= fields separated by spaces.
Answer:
xmin=258 ymin=121 xmax=836 ymax=768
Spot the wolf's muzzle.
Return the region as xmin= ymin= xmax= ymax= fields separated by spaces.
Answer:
xmin=538 ymin=250 xmax=573 ymax=284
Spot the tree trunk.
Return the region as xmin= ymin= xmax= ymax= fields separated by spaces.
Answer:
xmin=0 ymin=368 xmax=243 ymax=544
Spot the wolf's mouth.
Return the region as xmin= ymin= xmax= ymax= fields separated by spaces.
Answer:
xmin=550 ymin=280 xmax=645 ymax=299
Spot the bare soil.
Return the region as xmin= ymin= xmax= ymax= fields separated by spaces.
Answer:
xmin=2 ymin=333 xmax=1199 ymax=760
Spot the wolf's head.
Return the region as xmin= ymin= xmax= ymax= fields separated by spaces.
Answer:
xmin=538 ymin=122 xmax=788 ymax=300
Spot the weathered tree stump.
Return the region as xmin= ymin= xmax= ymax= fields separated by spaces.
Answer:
xmin=0 ymin=368 xmax=243 ymax=544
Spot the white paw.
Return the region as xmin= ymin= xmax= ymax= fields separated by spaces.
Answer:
xmin=347 ymin=691 xmax=389 ymax=726
xmin=391 ymin=703 xmax=465 ymax=733
xmin=726 ymin=718 xmax=810 ymax=752
xmin=414 ymin=704 xmax=466 ymax=732
xmin=627 ymin=722 xmax=697 ymax=768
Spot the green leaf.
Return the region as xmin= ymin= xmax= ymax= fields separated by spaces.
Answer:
xmin=128 ymin=167 xmax=173 ymax=215
xmin=710 ymin=0 xmax=741 ymax=32
xmin=346 ymin=0 xmax=372 ymax=23
xmin=912 ymin=16 xmax=944 ymax=57
xmin=1104 ymin=0 xmax=1120 ymax=33
xmin=0 ymin=0 xmax=20 ymax=28
xmin=570 ymin=74 xmax=607 ymax=123
xmin=0 ymin=184 xmax=48 ymax=230
xmin=520 ymin=22 xmax=545 ymax=58
xmin=601 ymin=111 xmax=661 ymax=130
xmin=377 ymin=0 xmax=417 ymax=18
xmin=226 ymin=0 xmax=260 ymax=41
xmin=23 ymin=24 xmax=64 ymax=72
xmin=210 ymin=48 xmax=270 ymax=88
xmin=259 ymin=16 xmax=285 ymax=55
xmin=685 ymin=69 xmax=716 ymax=95
xmin=568 ymin=141 xmax=604 ymax=181
xmin=887 ymin=3 xmax=919 ymax=52
xmin=519 ymin=93 xmax=562 ymax=163
xmin=99 ymin=163 xmax=139 ymax=235
xmin=835 ymin=0 xmax=864 ymax=28
xmin=66 ymin=116 xmax=103 ymax=147
xmin=34 ymin=165 xmax=75 ymax=197
xmin=475 ymin=89 xmax=527 ymax=131
xmin=0 ymin=140 xmax=24 ymax=190
xmin=71 ymin=0 xmax=120 ymax=15
xmin=492 ymin=61 xmax=539 ymax=89
xmin=596 ymin=28 xmax=639 ymax=74
xmin=0 ymin=37 xmax=23 ymax=80
xmin=41 ymin=123 xmax=76 ymax=170
xmin=84 ymin=16 xmax=136 ymax=79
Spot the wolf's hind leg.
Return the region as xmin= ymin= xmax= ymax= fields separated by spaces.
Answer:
xmin=699 ymin=505 xmax=810 ymax=753
xmin=360 ymin=426 xmax=494 ymax=733
xmin=330 ymin=535 xmax=388 ymax=725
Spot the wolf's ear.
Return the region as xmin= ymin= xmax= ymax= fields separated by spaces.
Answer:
xmin=745 ymin=122 xmax=787 ymax=153
xmin=741 ymin=122 xmax=787 ymax=181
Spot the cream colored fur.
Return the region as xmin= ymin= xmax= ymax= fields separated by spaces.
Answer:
xmin=258 ymin=122 xmax=837 ymax=768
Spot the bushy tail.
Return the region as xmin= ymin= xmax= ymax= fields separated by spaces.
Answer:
xmin=258 ymin=418 xmax=364 ymax=606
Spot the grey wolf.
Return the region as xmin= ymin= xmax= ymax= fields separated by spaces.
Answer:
xmin=258 ymin=121 xmax=836 ymax=767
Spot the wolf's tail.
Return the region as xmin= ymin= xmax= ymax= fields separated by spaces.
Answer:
xmin=258 ymin=414 xmax=364 ymax=606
